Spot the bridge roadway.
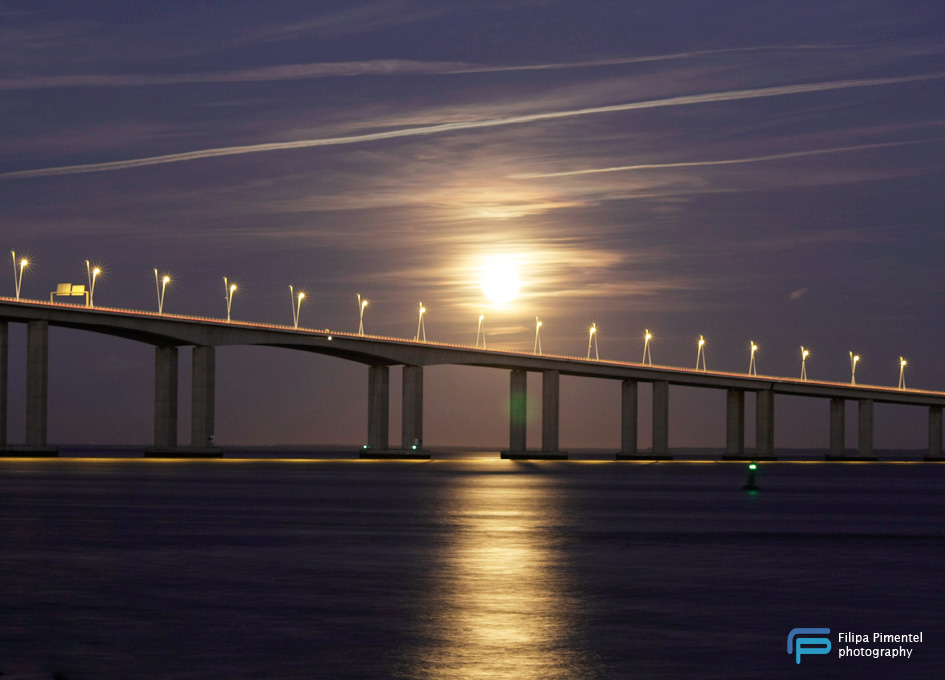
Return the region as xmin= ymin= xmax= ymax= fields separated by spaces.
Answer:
xmin=1 ymin=297 xmax=944 ymax=459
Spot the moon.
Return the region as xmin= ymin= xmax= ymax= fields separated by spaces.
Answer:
xmin=481 ymin=260 xmax=521 ymax=303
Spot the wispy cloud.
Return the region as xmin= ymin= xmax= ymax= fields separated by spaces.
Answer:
xmin=509 ymin=138 xmax=945 ymax=178
xmin=789 ymin=287 xmax=810 ymax=301
xmin=0 ymin=45 xmax=847 ymax=91
xmin=5 ymin=72 xmax=944 ymax=180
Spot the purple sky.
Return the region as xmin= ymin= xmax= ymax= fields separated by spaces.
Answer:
xmin=3 ymin=1 xmax=945 ymax=450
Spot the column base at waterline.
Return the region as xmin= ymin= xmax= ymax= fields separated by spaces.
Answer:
xmin=0 ymin=445 xmax=58 ymax=457
xmin=145 ymin=446 xmax=224 ymax=458
xmin=501 ymin=450 xmax=568 ymax=460
xmin=359 ymin=448 xmax=431 ymax=460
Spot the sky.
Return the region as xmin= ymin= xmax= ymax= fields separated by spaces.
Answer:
xmin=2 ymin=0 xmax=945 ymax=450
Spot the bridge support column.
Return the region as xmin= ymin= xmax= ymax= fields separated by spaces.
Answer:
xmin=651 ymin=380 xmax=670 ymax=458
xmin=755 ymin=389 xmax=775 ymax=459
xmin=927 ymin=406 xmax=943 ymax=460
xmin=538 ymin=370 xmax=566 ymax=458
xmin=828 ymin=398 xmax=845 ymax=458
xmin=191 ymin=346 xmax=216 ymax=449
xmin=858 ymin=398 xmax=875 ymax=459
xmin=503 ymin=369 xmax=528 ymax=458
xmin=367 ymin=365 xmax=389 ymax=451
xmin=153 ymin=346 xmax=178 ymax=450
xmin=26 ymin=321 xmax=50 ymax=449
xmin=401 ymin=365 xmax=423 ymax=451
xmin=0 ymin=322 xmax=6 ymax=447
xmin=723 ymin=389 xmax=745 ymax=458
xmin=616 ymin=380 xmax=638 ymax=458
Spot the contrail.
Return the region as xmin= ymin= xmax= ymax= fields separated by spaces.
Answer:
xmin=510 ymin=138 xmax=945 ymax=178
xmin=3 ymin=72 xmax=942 ymax=180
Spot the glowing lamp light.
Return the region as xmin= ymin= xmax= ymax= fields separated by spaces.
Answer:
xmin=11 ymin=251 xmax=29 ymax=301
xmin=358 ymin=294 xmax=369 ymax=335
xmin=749 ymin=341 xmax=759 ymax=376
xmin=534 ymin=316 xmax=543 ymax=355
xmin=415 ymin=302 xmax=427 ymax=342
xmin=290 ymin=286 xmax=306 ymax=328
xmin=642 ymin=329 xmax=653 ymax=365
xmin=223 ymin=277 xmax=237 ymax=322
xmin=587 ymin=323 xmax=599 ymax=361
xmin=800 ymin=346 xmax=810 ymax=381
xmin=154 ymin=269 xmax=171 ymax=314
xmin=850 ymin=351 xmax=860 ymax=385
xmin=696 ymin=335 xmax=707 ymax=371
xmin=476 ymin=311 xmax=487 ymax=349
xmin=899 ymin=357 xmax=907 ymax=390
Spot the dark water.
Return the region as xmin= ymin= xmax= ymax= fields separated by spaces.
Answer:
xmin=1 ymin=456 xmax=943 ymax=679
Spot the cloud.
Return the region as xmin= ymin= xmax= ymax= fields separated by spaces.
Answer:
xmin=509 ymin=138 xmax=945 ymax=178
xmin=0 ymin=45 xmax=846 ymax=91
xmin=789 ymin=287 xmax=810 ymax=301
xmin=4 ymin=71 xmax=943 ymax=180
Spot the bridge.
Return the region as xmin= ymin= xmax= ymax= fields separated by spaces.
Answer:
xmin=1 ymin=297 xmax=944 ymax=460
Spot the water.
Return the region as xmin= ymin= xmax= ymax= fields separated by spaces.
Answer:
xmin=1 ymin=455 xmax=943 ymax=679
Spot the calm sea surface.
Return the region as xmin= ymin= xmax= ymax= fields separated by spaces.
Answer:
xmin=1 ymin=453 xmax=943 ymax=679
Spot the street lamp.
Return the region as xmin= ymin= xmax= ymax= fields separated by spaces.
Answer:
xmin=642 ymin=329 xmax=653 ymax=365
xmin=850 ymin=352 xmax=860 ymax=385
xmin=800 ymin=346 xmax=809 ymax=381
xmin=223 ymin=277 xmax=237 ymax=322
xmin=899 ymin=357 xmax=907 ymax=390
xmin=476 ymin=312 xmax=486 ymax=349
xmin=534 ymin=317 xmax=543 ymax=355
xmin=749 ymin=341 xmax=758 ymax=375
xmin=358 ymin=294 xmax=368 ymax=336
xmin=587 ymin=323 xmax=599 ymax=361
xmin=11 ymin=251 xmax=28 ymax=301
xmin=696 ymin=335 xmax=707 ymax=371
xmin=415 ymin=302 xmax=427 ymax=342
xmin=154 ymin=269 xmax=170 ymax=314
xmin=85 ymin=260 xmax=101 ymax=308
xmin=289 ymin=286 xmax=305 ymax=328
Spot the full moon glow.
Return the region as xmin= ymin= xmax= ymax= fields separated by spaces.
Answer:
xmin=481 ymin=260 xmax=522 ymax=303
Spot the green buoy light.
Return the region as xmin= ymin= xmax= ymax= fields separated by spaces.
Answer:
xmin=742 ymin=462 xmax=760 ymax=492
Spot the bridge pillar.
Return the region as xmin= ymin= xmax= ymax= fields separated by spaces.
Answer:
xmin=26 ymin=320 xmax=49 ymax=448
xmin=652 ymin=380 xmax=669 ymax=457
xmin=367 ymin=365 xmax=389 ymax=450
xmin=858 ymin=398 xmax=874 ymax=459
xmin=191 ymin=346 xmax=216 ymax=448
xmin=401 ymin=365 xmax=423 ymax=450
xmin=541 ymin=370 xmax=565 ymax=456
xmin=755 ymin=389 xmax=775 ymax=458
xmin=927 ymin=406 xmax=943 ymax=460
xmin=724 ymin=389 xmax=745 ymax=457
xmin=154 ymin=346 xmax=178 ymax=449
xmin=506 ymin=369 xmax=527 ymax=454
xmin=618 ymin=379 xmax=638 ymax=457
xmin=0 ymin=322 xmax=6 ymax=447
xmin=829 ymin=398 xmax=845 ymax=458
